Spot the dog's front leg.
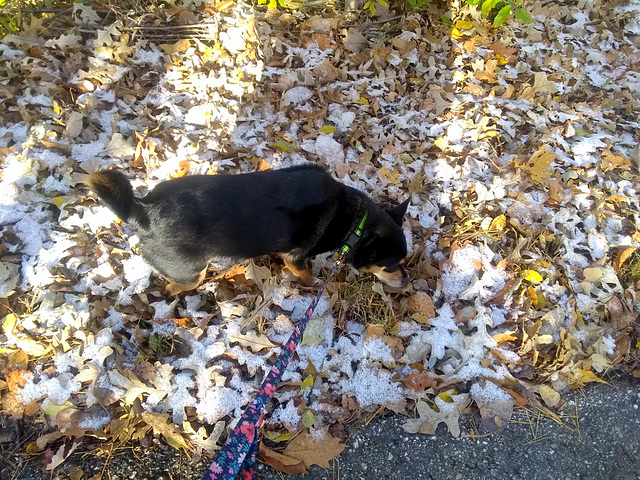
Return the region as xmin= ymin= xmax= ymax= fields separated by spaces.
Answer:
xmin=281 ymin=254 xmax=317 ymax=287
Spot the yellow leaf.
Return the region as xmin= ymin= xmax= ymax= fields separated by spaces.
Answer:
xmin=380 ymin=164 xmax=401 ymax=185
xmin=569 ymin=369 xmax=608 ymax=388
xmin=451 ymin=70 xmax=466 ymax=83
xmin=273 ymin=141 xmax=292 ymax=152
xmin=434 ymin=136 xmax=449 ymax=150
xmin=264 ymin=430 xmax=292 ymax=442
xmin=3 ymin=313 xmax=17 ymax=335
xmin=355 ymin=96 xmax=369 ymax=106
xmin=300 ymin=375 xmax=314 ymax=391
xmin=52 ymin=197 xmax=67 ymax=208
xmin=436 ymin=389 xmax=457 ymax=403
xmin=528 ymin=285 xmax=538 ymax=307
xmin=318 ymin=126 xmax=337 ymax=134
xmin=489 ymin=214 xmax=506 ymax=231
xmin=216 ymin=0 xmax=235 ymax=10
xmin=16 ymin=338 xmax=48 ymax=356
xmin=411 ymin=313 xmax=431 ymax=325
xmin=41 ymin=398 xmax=74 ymax=417
xmin=523 ymin=270 xmax=543 ymax=282
xmin=301 ymin=409 xmax=314 ymax=429
xmin=455 ymin=20 xmax=474 ymax=30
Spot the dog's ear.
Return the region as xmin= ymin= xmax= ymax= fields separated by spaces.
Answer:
xmin=386 ymin=199 xmax=409 ymax=226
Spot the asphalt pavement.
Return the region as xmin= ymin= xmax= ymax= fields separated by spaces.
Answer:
xmin=13 ymin=374 xmax=640 ymax=480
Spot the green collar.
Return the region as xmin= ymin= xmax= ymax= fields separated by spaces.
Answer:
xmin=338 ymin=210 xmax=368 ymax=258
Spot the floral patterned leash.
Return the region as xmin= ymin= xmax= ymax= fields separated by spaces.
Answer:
xmin=202 ymin=211 xmax=367 ymax=480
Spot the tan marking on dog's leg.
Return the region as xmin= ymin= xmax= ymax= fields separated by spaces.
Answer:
xmin=165 ymin=268 xmax=207 ymax=296
xmin=282 ymin=257 xmax=317 ymax=287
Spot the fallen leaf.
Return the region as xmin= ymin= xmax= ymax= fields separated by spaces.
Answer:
xmin=45 ymin=440 xmax=81 ymax=471
xmin=566 ymin=369 xmax=608 ymax=389
xmin=407 ymin=292 xmax=435 ymax=317
xmin=259 ymin=441 xmax=307 ymax=474
xmin=518 ymin=145 xmax=554 ymax=185
xmin=141 ymin=412 xmax=189 ymax=450
xmin=538 ymin=385 xmax=561 ymax=408
xmin=283 ymin=428 xmax=345 ymax=469
xmin=403 ymin=393 xmax=470 ymax=437
xmin=523 ymin=270 xmax=544 ymax=283
xmin=245 ymin=259 xmax=271 ymax=288
xmin=613 ymin=247 xmax=636 ymax=272
xmin=490 ymin=42 xmax=517 ymax=63
xmin=229 ymin=331 xmax=276 ymax=352
xmin=601 ymin=150 xmax=632 ymax=172
xmin=403 ymin=370 xmax=434 ymax=392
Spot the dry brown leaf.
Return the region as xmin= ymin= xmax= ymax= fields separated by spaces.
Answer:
xmin=490 ymin=42 xmax=517 ymax=63
xmin=343 ymin=28 xmax=368 ymax=54
xmin=229 ymin=331 xmax=276 ymax=352
xmin=403 ymin=394 xmax=470 ymax=437
xmin=283 ymin=428 xmax=346 ymax=469
xmin=538 ymin=385 xmax=561 ymax=408
xmin=475 ymin=58 xmax=497 ymax=83
xmin=601 ymin=150 xmax=632 ymax=172
xmin=403 ymin=370 xmax=434 ymax=392
xmin=2 ymin=391 xmax=24 ymax=420
xmin=44 ymin=440 xmax=81 ymax=471
xmin=532 ymin=72 xmax=557 ymax=94
xmin=160 ymin=39 xmax=191 ymax=54
xmin=68 ymin=466 xmax=85 ymax=480
xmin=140 ymin=412 xmax=189 ymax=450
xmin=407 ymin=292 xmax=436 ymax=318
xmin=259 ymin=441 xmax=307 ymax=474
xmin=613 ymin=247 xmax=637 ymax=272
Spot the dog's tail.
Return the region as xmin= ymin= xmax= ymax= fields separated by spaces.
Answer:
xmin=86 ymin=170 xmax=147 ymax=227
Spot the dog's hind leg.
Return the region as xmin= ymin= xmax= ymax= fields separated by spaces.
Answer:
xmin=281 ymin=254 xmax=317 ymax=287
xmin=165 ymin=268 xmax=207 ymax=296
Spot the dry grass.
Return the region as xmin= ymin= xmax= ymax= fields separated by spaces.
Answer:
xmin=327 ymin=274 xmax=398 ymax=332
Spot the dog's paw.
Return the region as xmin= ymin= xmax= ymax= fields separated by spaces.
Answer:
xmin=165 ymin=282 xmax=186 ymax=296
xmin=298 ymin=275 xmax=321 ymax=287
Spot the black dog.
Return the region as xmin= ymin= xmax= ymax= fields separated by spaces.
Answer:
xmin=87 ymin=164 xmax=409 ymax=294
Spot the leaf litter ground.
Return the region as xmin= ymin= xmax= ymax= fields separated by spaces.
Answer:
xmin=0 ymin=0 xmax=639 ymax=476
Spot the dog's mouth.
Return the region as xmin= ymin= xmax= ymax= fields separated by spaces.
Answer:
xmin=361 ymin=265 xmax=409 ymax=287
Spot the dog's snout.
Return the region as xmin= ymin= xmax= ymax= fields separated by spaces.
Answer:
xmin=372 ymin=264 xmax=409 ymax=288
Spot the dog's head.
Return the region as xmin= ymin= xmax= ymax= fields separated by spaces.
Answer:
xmin=350 ymin=199 xmax=410 ymax=288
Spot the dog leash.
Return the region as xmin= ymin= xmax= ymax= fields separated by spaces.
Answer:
xmin=202 ymin=211 xmax=367 ymax=480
